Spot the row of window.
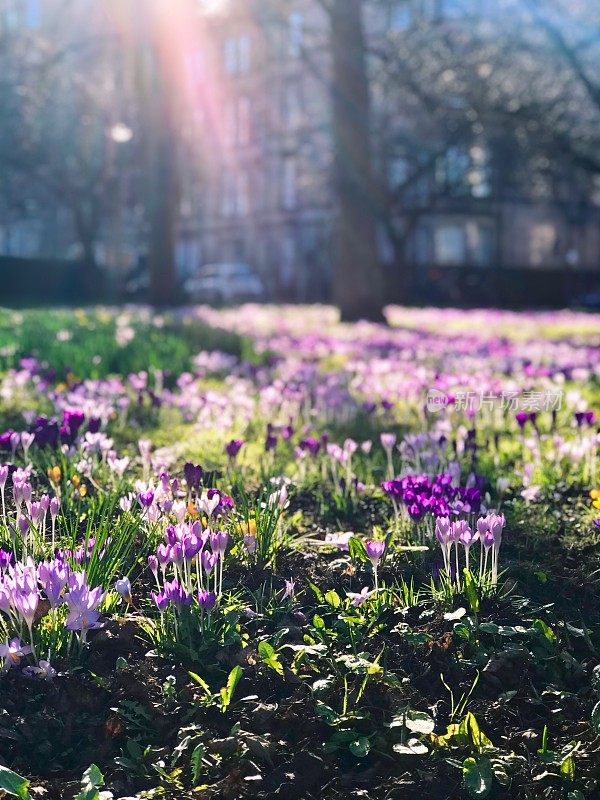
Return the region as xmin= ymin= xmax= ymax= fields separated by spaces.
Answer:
xmin=220 ymin=157 xmax=298 ymax=217
xmin=426 ymin=220 xmax=560 ymax=267
xmin=223 ymin=83 xmax=305 ymax=146
xmin=388 ymin=0 xmax=483 ymax=32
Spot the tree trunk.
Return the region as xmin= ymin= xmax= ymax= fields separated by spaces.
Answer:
xmin=139 ymin=5 xmax=179 ymax=307
xmin=329 ymin=0 xmax=385 ymax=322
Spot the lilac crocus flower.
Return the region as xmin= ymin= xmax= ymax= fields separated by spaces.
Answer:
xmin=0 ymin=637 xmax=32 ymax=672
xmin=365 ymin=539 xmax=385 ymax=591
xmin=365 ymin=539 xmax=385 ymax=566
xmin=63 ymin=572 xmax=105 ymax=640
xmin=380 ymin=433 xmax=397 ymax=451
xmin=283 ymin=579 xmax=296 ymax=600
xmin=115 ymin=576 xmax=132 ymax=603
xmin=38 ymin=559 xmax=69 ymax=608
xmin=23 ymin=659 xmax=56 ymax=680
xmin=347 ymin=586 xmax=376 ymax=607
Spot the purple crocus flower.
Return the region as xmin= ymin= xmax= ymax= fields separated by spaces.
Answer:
xmin=201 ymin=550 xmax=218 ymax=576
xmin=365 ymin=539 xmax=385 ymax=569
xmin=138 ymin=490 xmax=154 ymax=508
xmin=184 ymin=462 xmax=203 ymax=490
xmin=164 ymin=579 xmax=192 ymax=607
xmin=299 ymin=437 xmax=320 ymax=457
xmin=515 ymin=412 xmax=529 ymax=429
xmin=151 ymin=590 xmax=169 ymax=611
xmin=225 ymin=439 xmax=244 ymax=459
xmin=197 ymin=590 xmax=216 ymax=611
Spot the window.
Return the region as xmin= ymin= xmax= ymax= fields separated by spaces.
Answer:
xmin=222 ymin=172 xmax=236 ymax=216
xmin=388 ymin=156 xmax=409 ymax=189
xmin=224 ymin=102 xmax=236 ymax=145
xmin=437 ymin=143 xmax=492 ymax=198
xmin=440 ymin=0 xmax=465 ymax=18
xmin=237 ymin=96 xmax=251 ymax=144
xmin=434 ymin=220 xmax=495 ymax=266
xmin=238 ymin=34 xmax=251 ymax=73
xmin=25 ymin=0 xmax=41 ymax=27
xmin=281 ymin=234 xmax=296 ymax=288
xmin=289 ymin=12 xmax=303 ymax=57
xmin=284 ymin=82 xmax=302 ymax=129
xmin=389 ymin=1 xmax=411 ymax=31
xmin=224 ymin=38 xmax=237 ymax=75
xmin=224 ymin=34 xmax=251 ymax=76
xmin=282 ymin=157 xmax=297 ymax=210
xmin=466 ymin=221 xmax=494 ymax=266
xmin=468 ymin=144 xmax=491 ymax=198
xmin=435 ymin=224 xmax=466 ymax=265
xmin=529 ymin=223 xmax=556 ymax=267
xmin=237 ymin=170 xmax=250 ymax=216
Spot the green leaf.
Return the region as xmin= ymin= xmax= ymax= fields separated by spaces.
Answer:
xmin=463 ymin=757 xmax=493 ymax=798
xmin=532 ymin=619 xmax=557 ymax=644
xmin=478 ymin=623 xmax=500 ymax=635
xmin=349 ymin=737 xmax=370 ymax=758
xmin=0 ymin=766 xmax=31 ymax=800
xmin=189 ymin=671 xmax=212 ymax=696
xmin=393 ymin=738 xmax=429 ymax=755
xmin=308 ymin=581 xmax=324 ymax=602
xmin=348 ymin=537 xmax=368 ymax=563
xmin=405 ymin=710 xmax=435 ymax=735
xmin=444 ymin=607 xmax=466 ymax=621
xmin=75 ymin=764 xmax=105 ymax=800
xmin=220 ymin=666 xmax=242 ymax=712
xmin=592 ymin=665 xmax=600 ymax=695
xmin=324 ymin=590 xmax=341 ymax=609
xmin=314 ymin=701 xmax=340 ymax=725
xmin=592 ymin=700 xmax=600 ymax=734
xmin=560 ymin=755 xmax=576 ymax=781
xmin=191 ymin=743 xmax=205 ymax=785
xmin=258 ymin=641 xmax=284 ymax=676
xmin=312 ymin=614 xmax=326 ymax=630
xmin=463 ymin=569 xmax=480 ymax=614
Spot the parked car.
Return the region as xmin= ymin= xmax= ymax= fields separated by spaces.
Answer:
xmin=183 ymin=263 xmax=265 ymax=304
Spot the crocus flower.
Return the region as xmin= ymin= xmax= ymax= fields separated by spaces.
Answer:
xmin=346 ymin=586 xmax=376 ymax=607
xmin=115 ymin=576 xmax=132 ymax=604
xmin=23 ymin=659 xmax=56 ymax=680
xmin=138 ymin=490 xmax=155 ymax=508
xmin=365 ymin=539 xmax=385 ymax=591
xmin=380 ymin=433 xmax=397 ymax=451
xmin=184 ymin=462 xmax=203 ymax=490
xmin=225 ymin=439 xmax=244 ymax=459
xmin=283 ymin=579 xmax=296 ymax=600
xmin=0 ymin=637 xmax=32 ymax=672
xmin=365 ymin=539 xmax=385 ymax=566
xmin=197 ymin=590 xmax=216 ymax=611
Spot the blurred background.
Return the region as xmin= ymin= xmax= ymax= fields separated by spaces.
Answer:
xmin=0 ymin=0 xmax=599 ymax=317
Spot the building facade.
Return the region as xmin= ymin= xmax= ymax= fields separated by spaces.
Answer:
xmin=1 ymin=0 xmax=599 ymax=303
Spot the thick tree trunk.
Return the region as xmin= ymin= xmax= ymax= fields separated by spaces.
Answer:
xmin=329 ymin=0 xmax=385 ymax=322
xmin=139 ymin=6 xmax=179 ymax=308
